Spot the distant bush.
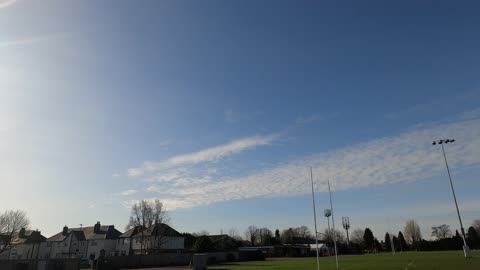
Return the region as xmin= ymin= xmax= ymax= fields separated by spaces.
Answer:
xmin=226 ymin=252 xmax=236 ymax=261
xmin=239 ymin=250 xmax=265 ymax=261
xmin=193 ymin=236 xmax=215 ymax=253
xmin=79 ymin=260 xmax=91 ymax=269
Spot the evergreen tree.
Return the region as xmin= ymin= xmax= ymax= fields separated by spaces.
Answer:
xmin=392 ymin=236 xmax=399 ymax=252
xmin=384 ymin=233 xmax=392 ymax=252
xmin=193 ymin=236 xmax=215 ymax=252
xmin=467 ymin=226 xmax=479 ymax=248
xmin=374 ymin=238 xmax=382 ymax=252
xmin=398 ymin=231 xmax=407 ymax=251
xmin=454 ymin=230 xmax=464 ymax=250
xmin=363 ymin=228 xmax=375 ymax=251
xmin=275 ymin=229 xmax=280 ymax=239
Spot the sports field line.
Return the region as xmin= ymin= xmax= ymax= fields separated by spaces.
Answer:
xmin=404 ymin=259 xmax=416 ymax=270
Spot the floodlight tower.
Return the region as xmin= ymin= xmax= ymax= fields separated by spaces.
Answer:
xmin=342 ymin=217 xmax=350 ymax=246
xmin=324 ymin=209 xmax=332 ymax=239
xmin=432 ymin=139 xmax=471 ymax=258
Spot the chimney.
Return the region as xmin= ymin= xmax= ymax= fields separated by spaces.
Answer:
xmin=19 ymin=228 xmax=26 ymax=238
xmin=94 ymin=221 xmax=101 ymax=233
xmin=62 ymin=226 xmax=68 ymax=236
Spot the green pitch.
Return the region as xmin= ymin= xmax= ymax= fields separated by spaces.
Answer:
xmin=209 ymin=250 xmax=480 ymax=270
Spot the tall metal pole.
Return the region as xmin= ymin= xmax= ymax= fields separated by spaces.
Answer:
xmin=439 ymin=142 xmax=470 ymax=257
xmin=328 ymin=181 xmax=339 ymax=270
xmin=310 ymin=167 xmax=320 ymax=270
xmin=390 ymin=233 xmax=396 ymax=255
xmin=342 ymin=217 xmax=350 ymax=247
xmin=326 ymin=217 xmax=331 ymax=238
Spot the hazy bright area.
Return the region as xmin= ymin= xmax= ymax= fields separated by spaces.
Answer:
xmin=208 ymin=251 xmax=480 ymax=270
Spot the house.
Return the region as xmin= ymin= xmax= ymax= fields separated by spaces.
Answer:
xmin=41 ymin=222 xmax=121 ymax=260
xmin=116 ymin=226 xmax=141 ymax=256
xmin=208 ymin=234 xmax=246 ymax=251
xmin=309 ymin=243 xmax=330 ymax=256
xmin=119 ymin=223 xmax=184 ymax=255
xmin=0 ymin=228 xmax=46 ymax=260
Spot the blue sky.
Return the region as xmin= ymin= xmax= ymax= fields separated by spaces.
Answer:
xmin=1 ymin=0 xmax=480 ymax=239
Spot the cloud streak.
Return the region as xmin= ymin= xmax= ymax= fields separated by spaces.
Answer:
xmin=144 ymin=119 xmax=480 ymax=210
xmin=0 ymin=34 xmax=68 ymax=48
xmin=0 ymin=0 xmax=17 ymax=9
xmin=128 ymin=133 xmax=279 ymax=176
xmin=121 ymin=189 xmax=138 ymax=196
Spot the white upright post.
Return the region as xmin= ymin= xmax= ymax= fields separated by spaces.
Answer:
xmin=328 ymin=180 xmax=339 ymax=270
xmin=310 ymin=167 xmax=320 ymax=270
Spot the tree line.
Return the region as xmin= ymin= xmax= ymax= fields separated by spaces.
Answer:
xmin=2 ymin=203 xmax=480 ymax=255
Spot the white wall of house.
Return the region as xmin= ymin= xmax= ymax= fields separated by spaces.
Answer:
xmin=69 ymin=238 xmax=88 ymax=259
xmin=49 ymin=239 xmax=71 ymax=258
xmin=40 ymin=233 xmax=88 ymax=259
xmin=131 ymin=236 xmax=184 ymax=252
xmin=162 ymin=237 xmax=184 ymax=250
xmin=38 ymin=242 xmax=52 ymax=259
xmin=8 ymin=243 xmax=41 ymax=260
xmin=115 ymin=238 xmax=132 ymax=256
xmin=86 ymin=239 xmax=117 ymax=260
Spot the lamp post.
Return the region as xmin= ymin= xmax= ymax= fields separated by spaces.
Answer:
xmin=432 ymin=139 xmax=471 ymax=258
xmin=324 ymin=209 xmax=332 ymax=240
xmin=327 ymin=181 xmax=339 ymax=270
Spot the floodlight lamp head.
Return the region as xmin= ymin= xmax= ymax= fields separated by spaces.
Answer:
xmin=432 ymin=141 xmax=436 ymax=145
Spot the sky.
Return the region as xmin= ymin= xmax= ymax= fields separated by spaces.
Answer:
xmin=1 ymin=0 xmax=480 ymax=240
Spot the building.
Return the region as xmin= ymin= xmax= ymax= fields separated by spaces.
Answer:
xmin=208 ymin=234 xmax=246 ymax=251
xmin=119 ymin=223 xmax=184 ymax=255
xmin=41 ymin=222 xmax=121 ymax=260
xmin=0 ymin=228 xmax=46 ymax=260
xmin=116 ymin=226 xmax=141 ymax=256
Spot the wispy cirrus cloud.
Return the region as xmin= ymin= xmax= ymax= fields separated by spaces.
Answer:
xmin=0 ymin=0 xmax=18 ymax=9
xmin=128 ymin=133 xmax=279 ymax=177
xmin=144 ymin=118 xmax=480 ymax=210
xmin=120 ymin=189 xmax=138 ymax=196
xmin=0 ymin=33 xmax=68 ymax=48
xmin=223 ymin=109 xmax=264 ymax=124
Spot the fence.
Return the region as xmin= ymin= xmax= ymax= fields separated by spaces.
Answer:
xmin=108 ymin=252 xmax=240 ymax=269
xmin=0 ymin=259 xmax=80 ymax=270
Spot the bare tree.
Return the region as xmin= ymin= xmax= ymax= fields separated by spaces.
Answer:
xmin=192 ymin=230 xmax=210 ymax=236
xmin=431 ymin=224 xmax=452 ymax=240
xmin=245 ymin=225 xmax=259 ymax=246
xmin=473 ymin=220 xmax=480 ymax=234
xmin=321 ymin=228 xmax=345 ymax=244
xmin=127 ymin=199 xmax=169 ymax=255
xmin=0 ymin=210 xmax=30 ymax=252
xmin=404 ymin=220 xmax=422 ymax=249
xmin=227 ymin=228 xmax=242 ymax=240
xmin=257 ymin=228 xmax=273 ymax=246
xmin=350 ymin=229 xmax=365 ymax=245
xmin=294 ymin=226 xmax=312 ymax=239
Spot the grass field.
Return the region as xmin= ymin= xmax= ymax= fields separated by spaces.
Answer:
xmin=209 ymin=250 xmax=480 ymax=270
